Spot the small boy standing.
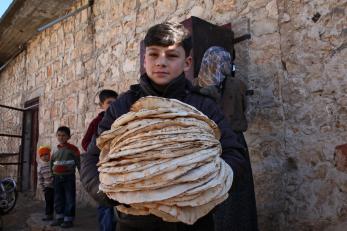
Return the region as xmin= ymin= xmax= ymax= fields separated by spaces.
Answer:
xmin=82 ymin=89 xmax=118 ymax=231
xmin=50 ymin=126 xmax=80 ymax=228
xmin=37 ymin=145 xmax=54 ymax=221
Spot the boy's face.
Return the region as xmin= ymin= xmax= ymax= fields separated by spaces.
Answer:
xmin=144 ymin=44 xmax=192 ymax=86
xmin=40 ymin=153 xmax=50 ymax=162
xmin=100 ymin=97 xmax=116 ymax=111
xmin=56 ymin=131 xmax=70 ymax=144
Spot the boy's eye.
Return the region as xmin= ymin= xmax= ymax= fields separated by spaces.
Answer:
xmin=148 ymin=53 xmax=158 ymax=57
xmin=167 ymin=54 xmax=179 ymax=58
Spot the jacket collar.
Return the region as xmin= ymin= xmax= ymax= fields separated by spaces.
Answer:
xmin=139 ymin=73 xmax=192 ymax=100
xmin=57 ymin=142 xmax=72 ymax=149
xmin=98 ymin=111 xmax=105 ymax=118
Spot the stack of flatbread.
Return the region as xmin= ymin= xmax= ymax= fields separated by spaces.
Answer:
xmin=97 ymin=96 xmax=233 ymax=224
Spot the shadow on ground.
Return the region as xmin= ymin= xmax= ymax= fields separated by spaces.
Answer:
xmin=2 ymin=192 xmax=98 ymax=231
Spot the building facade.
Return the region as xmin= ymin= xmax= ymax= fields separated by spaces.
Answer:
xmin=0 ymin=0 xmax=346 ymax=230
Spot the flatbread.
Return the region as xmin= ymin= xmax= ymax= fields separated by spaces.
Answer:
xmin=97 ymin=96 xmax=232 ymax=225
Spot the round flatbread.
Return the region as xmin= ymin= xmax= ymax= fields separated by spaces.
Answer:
xmin=97 ymin=96 xmax=232 ymax=225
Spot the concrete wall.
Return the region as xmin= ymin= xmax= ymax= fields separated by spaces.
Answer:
xmin=0 ymin=0 xmax=346 ymax=229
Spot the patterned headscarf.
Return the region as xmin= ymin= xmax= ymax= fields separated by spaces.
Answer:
xmin=197 ymin=46 xmax=232 ymax=88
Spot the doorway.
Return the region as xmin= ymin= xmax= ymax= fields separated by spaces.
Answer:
xmin=20 ymin=98 xmax=39 ymax=192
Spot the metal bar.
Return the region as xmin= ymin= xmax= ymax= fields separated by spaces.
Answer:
xmin=24 ymin=103 xmax=39 ymax=111
xmin=37 ymin=0 xmax=93 ymax=32
xmin=0 ymin=103 xmax=38 ymax=111
xmin=0 ymin=103 xmax=24 ymax=111
xmin=0 ymin=153 xmax=20 ymax=157
xmin=0 ymin=133 xmax=22 ymax=138
xmin=0 ymin=162 xmax=24 ymax=166
xmin=234 ymin=34 xmax=251 ymax=44
xmin=0 ymin=44 xmax=26 ymax=72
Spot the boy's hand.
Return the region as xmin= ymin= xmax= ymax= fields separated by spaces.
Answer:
xmin=97 ymin=192 xmax=120 ymax=207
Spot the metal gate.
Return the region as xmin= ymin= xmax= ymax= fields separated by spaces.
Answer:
xmin=0 ymin=98 xmax=39 ymax=192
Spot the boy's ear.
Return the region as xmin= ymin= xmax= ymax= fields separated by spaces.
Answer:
xmin=183 ymin=56 xmax=192 ymax=72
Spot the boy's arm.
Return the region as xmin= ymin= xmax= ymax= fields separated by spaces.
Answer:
xmin=81 ymin=91 xmax=138 ymax=206
xmin=80 ymin=135 xmax=119 ymax=206
xmin=49 ymin=154 xmax=54 ymax=173
xmin=76 ymin=155 xmax=81 ymax=172
xmin=82 ymin=118 xmax=99 ymax=151
xmin=80 ymin=99 xmax=124 ymax=206
xmin=72 ymin=145 xmax=81 ymax=171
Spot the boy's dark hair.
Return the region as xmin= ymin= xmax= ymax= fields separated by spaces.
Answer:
xmin=57 ymin=126 xmax=71 ymax=137
xmin=144 ymin=22 xmax=192 ymax=57
xmin=99 ymin=89 xmax=118 ymax=103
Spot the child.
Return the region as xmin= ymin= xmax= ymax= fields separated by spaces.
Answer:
xmin=37 ymin=145 xmax=54 ymax=221
xmin=82 ymin=89 xmax=118 ymax=231
xmin=80 ymin=22 xmax=246 ymax=231
xmin=82 ymin=90 xmax=118 ymax=152
xmin=50 ymin=126 xmax=80 ymax=228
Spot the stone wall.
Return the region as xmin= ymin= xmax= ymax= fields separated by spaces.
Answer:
xmin=277 ymin=1 xmax=347 ymax=230
xmin=0 ymin=0 xmax=346 ymax=230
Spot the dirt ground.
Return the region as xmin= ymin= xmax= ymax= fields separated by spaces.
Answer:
xmin=1 ymin=192 xmax=98 ymax=231
xmin=1 ymin=192 xmax=41 ymax=230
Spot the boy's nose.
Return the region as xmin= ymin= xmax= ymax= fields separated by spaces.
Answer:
xmin=155 ymin=55 xmax=167 ymax=66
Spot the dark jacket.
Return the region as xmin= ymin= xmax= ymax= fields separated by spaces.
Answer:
xmin=221 ymin=77 xmax=248 ymax=132
xmin=81 ymin=111 xmax=105 ymax=151
xmin=80 ymin=74 xmax=247 ymax=229
xmin=51 ymin=143 xmax=80 ymax=175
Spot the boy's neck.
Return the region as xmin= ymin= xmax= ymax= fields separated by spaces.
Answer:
xmin=148 ymin=72 xmax=185 ymax=92
xmin=58 ymin=142 xmax=69 ymax=146
xmin=150 ymin=81 xmax=166 ymax=93
xmin=141 ymin=73 xmax=188 ymax=98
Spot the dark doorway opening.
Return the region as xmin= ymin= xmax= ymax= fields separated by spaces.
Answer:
xmin=20 ymin=98 xmax=39 ymax=192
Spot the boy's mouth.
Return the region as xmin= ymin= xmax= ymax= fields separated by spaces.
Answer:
xmin=153 ymin=71 xmax=169 ymax=76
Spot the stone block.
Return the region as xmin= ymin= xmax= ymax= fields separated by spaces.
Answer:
xmin=190 ymin=6 xmax=205 ymax=18
xmin=81 ymin=42 xmax=93 ymax=58
xmin=136 ymin=6 xmax=155 ymax=29
xmin=266 ymin=0 xmax=278 ymax=19
xmin=252 ymin=18 xmax=278 ymax=36
xmin=122 ymin=16 xmax=136 ymax=39
xmin=75 ymin=30 xmax=84 ymax=46
xmin=213 ymin=0 xmax=236 ymax=13
xmin=66 ymin=95 xmax=77 ymax=113
xmin=123 ymin=58 xmax=136 ymax=73
xmin=123 ymin=0 xmax=137 ymax=16
xmin=75 ymin=60 xmax=84 ymax=78
xmin=97 ymin=52 xmax=110 ymax=73
xmin=248 ymin=0 xmax=268 ymax=9
xmin=155 ymin=0 xmax=177 ymax=19
xmin=335 ymin=144 xmax=347 ymax=172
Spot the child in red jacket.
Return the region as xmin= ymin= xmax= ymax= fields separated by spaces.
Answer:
xmin=82 ymin=90 xmax=118 ymax=151
xmin=82 ymin=89 xmax=118 ymax=231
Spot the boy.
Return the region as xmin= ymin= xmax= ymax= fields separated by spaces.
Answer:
xmin=82 ymin=89 xmax=118 ymax=231
xmin=80 ymin=22 xmax=246 ymax=231
xmin=50 ymin=126 xmax=80 ymax=228
xmin=37 ymin=145 xmax=54 ymax=221
xmin=82 ymin=90 xmax=118 ymax=151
